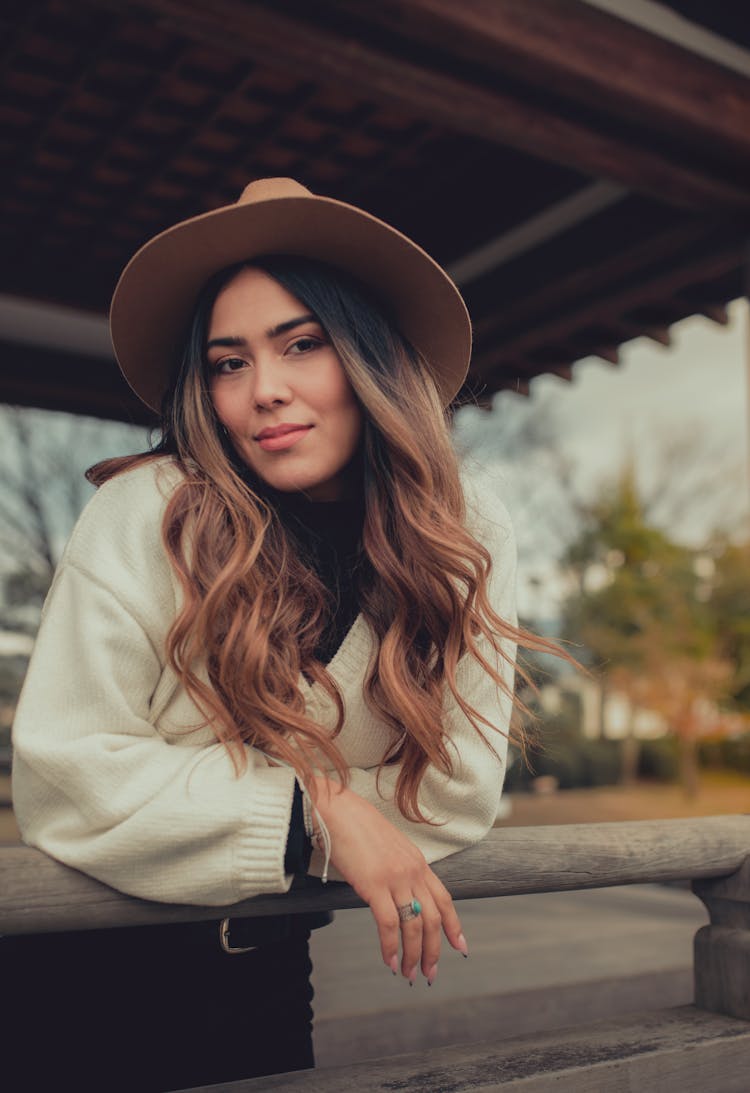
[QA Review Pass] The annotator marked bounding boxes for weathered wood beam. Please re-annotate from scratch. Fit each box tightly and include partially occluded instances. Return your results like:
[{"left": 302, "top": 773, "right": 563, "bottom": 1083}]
[
  {"left": 533, "top": 339, "right": 621, "bottom": 369},
  {"left": 550, "top": 365, "right": 573, "bottom": 382},
  {"left": 590, "top": 346, "right": 620, "bottom": 366},
  {"left": 612, "top": 320, "right": 673, "bottom": 348},
  {"left": 645, "top": 329, "right": 673, "bottom": 348},
  {"left": 2, "top": 816, "right": 748, "bottom": 935},
  {"left": 696, "top": 303, "right": 731, "bottom": 326},
  {"left": 95, "top": 0, "right": 750, "bottom": 211},
  {"left": 500, "top": 377, "right": 530, "bottom": 398},
  {"left": 0, "top": 341, "right": 154, "bottom": 425},
  {"left": 334, "top": 0, "right": 750, "bottom": 161},
  {"left": 473, "top": 246, "right": 742, "bottom": 384},
  {"left": 447, "top": 180, "right": 628, "bottom": 288},
  {"left": 487, "top": 361, "right": 572, "bottom": 393},
  {"left": 694, "top": 857, "right": 750, "bottom": 1021},
  {"left": 471, "top": 221, "right": 714, "bottom": 343},
  {"left": 202, "top": 1010, "right": 750, "bottom": 1092}
]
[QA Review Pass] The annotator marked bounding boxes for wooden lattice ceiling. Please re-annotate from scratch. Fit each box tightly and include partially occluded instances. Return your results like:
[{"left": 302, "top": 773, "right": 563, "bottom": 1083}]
[{"left": 0, "top": 0, "right": 748, "bottom": 423}]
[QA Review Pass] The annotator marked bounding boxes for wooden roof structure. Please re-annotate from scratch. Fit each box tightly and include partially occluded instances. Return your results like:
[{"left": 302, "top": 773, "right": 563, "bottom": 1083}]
[{"left": 1, "top": 0, "right": 748, "bottom": 424}]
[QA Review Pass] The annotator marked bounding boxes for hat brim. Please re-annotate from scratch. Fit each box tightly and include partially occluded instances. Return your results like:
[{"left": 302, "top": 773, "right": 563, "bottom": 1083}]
[{"left": 109, "top": 192, "right": 471, "bottom": 411}]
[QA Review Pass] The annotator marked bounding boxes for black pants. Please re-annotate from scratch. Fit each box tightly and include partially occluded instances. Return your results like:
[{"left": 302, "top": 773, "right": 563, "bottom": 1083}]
[{"left": 4, "top": 913, "right": 326, "bottom": 1092}]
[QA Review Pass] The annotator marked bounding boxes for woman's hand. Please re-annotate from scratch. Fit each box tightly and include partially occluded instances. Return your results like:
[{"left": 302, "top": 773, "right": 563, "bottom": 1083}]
[{"left": 311, "top": 776, "right": 468, "bottom": 984}]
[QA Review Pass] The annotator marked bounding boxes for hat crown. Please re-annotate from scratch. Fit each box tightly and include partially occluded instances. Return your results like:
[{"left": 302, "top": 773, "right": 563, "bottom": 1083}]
[{"left": 237, "top": 177, "right": 312, "bottom": 206}]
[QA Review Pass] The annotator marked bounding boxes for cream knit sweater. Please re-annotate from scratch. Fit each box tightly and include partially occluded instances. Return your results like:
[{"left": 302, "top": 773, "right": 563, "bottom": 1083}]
[{"left": 12, "top": 458, "right": 516, "bottom": 906}]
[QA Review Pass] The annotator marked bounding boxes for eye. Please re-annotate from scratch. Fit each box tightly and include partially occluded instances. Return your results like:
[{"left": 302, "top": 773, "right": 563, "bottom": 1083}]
[
  {"left": 211, "top": 356, "right": 249, "bottom": 375},
  {"left": 288, "top": 336, "right": 323, "bottom": 355}
]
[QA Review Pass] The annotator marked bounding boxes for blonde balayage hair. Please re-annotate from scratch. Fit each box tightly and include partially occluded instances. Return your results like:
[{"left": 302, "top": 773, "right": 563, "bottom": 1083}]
[{"left": 91, "top": 256, "right": 544, "bottom": 820}]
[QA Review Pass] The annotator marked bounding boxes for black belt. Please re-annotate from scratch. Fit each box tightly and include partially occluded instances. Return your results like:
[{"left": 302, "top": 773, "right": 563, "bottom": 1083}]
[
  {"left": 3, "top": 911, "right": 332, "bottom": 956},
  {"left": 217, "top": 911, "right": 331, "bottom": 953}
]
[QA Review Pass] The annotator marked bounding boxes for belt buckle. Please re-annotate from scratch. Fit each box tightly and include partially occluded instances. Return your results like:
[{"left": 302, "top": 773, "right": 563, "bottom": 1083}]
[{"left": 219, "top": 917, "right": 259, "bottom": 955}]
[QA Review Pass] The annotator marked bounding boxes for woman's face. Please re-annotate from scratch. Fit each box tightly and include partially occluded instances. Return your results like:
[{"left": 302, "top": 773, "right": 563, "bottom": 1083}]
[{"left": 207, "top": 266, "right": 363, "bottom": 500}]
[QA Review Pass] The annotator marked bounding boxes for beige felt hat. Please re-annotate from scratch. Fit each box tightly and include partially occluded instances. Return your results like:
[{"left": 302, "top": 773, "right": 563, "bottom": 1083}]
[{"left": 109, "top": 178, "right": 471, "bottom": 411}]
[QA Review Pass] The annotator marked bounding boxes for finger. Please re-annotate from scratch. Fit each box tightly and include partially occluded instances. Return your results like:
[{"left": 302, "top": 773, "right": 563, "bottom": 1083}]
[
  {"left": 425, "top": 872, "right": 468, "bottom": 956},
  {"left": 395, "top": 896, "right": 424, "bottom": 983},
  {"left": 416, "top": 894, "right": 443, "bottom": 982},
  {"left": 369, "top": 892, "right": 401, "bottom": 974}
]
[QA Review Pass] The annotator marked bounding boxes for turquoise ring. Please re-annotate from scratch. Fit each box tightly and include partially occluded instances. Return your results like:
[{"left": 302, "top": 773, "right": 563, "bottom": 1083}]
[{"left": 397, "top": 899, "right": 422, "bottom": 922}]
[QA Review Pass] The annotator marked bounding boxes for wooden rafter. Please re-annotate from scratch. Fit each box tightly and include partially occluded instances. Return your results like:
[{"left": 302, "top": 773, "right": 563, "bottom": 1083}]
[
  {"left": 471, "top": 221, "right": 726, "bottom": 343},
  {"left": 475, "top": 246, "right": 743, "bottom": 383},
  {"left": 332, "top": 0, "right": 750, "bottom": 161},
  {"left": 695, "top": 303, "right": 730, "bottom": 325},
  {"left": 0, "top": 341, "right": 151, "bottom": 424},
  {"left": 2, "top": 26, "right": 190, "bottom": 273},
  {"left": 549, "top": 365, "right": 574, "bottom": 382},
  {"left": 611, "top": 321, "right": 673, "bottom": 348},
  {"left": 586, "top": 346, "right": 620, "bottom": 366},
  {"left": 95, "top": 0, "right": 750, "bottom": 211}
]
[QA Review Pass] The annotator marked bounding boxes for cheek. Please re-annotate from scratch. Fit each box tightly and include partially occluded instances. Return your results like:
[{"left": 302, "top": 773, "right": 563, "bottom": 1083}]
[
  {"left": 322, "top": 366, "right": 362, "bottom": 431},
  {"left": 334, "top": 387, "right": 364, "bottom": 449},
  {"left": 211, "top": 385, "right": 240, "bottom": 431},
  {"left": 347, "top": 403, "right": 364, "bottom": 447},
  {"left": 209, "top": 383, "right": 225, "bottom": 420}
]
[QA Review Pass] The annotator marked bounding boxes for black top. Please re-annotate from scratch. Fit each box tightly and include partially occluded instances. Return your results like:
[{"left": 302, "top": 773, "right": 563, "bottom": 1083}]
[
  {"left": 272, "top": 489, "right": 365, "bottom": 665},
  {"left": 266, "top": 488, "right": 366, "bottom": 873}
]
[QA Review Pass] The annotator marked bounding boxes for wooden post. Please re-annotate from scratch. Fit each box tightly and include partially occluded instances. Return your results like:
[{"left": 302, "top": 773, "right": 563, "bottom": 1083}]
[{"left": 693, "top": 857, "right": 750, "bottom": 1020}]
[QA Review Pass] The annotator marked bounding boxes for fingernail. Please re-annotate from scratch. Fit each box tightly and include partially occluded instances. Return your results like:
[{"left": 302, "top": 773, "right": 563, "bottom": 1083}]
[
  {"left": 387, "top": 955, "right": 398, "bottom": 976},
  {"left": 408, "top": 965, "right": 418, "bottom": 985},
  {"left": 427, "top": 963, "right": 438, "bottom": 986},
  {"left": 457, "top": 933, "right": 469, "bottom": 958}
]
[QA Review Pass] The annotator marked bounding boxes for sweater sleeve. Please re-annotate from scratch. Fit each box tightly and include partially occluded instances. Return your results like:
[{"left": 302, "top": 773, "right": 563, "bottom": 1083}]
[
  {"left": 11, "top": 463, "right": 298, "bottom": 906},
  {"left": 310, "top": 473, "right": 517, "bottom": 876}
]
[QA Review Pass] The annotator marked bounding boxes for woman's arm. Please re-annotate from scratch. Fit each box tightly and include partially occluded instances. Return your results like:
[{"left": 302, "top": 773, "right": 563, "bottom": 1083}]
[
  {"left": 12, "top": 562, "right": 298, "bottom": 905},
  {"left": 12, "top": 462, "right": 299, "bottom": 906}
]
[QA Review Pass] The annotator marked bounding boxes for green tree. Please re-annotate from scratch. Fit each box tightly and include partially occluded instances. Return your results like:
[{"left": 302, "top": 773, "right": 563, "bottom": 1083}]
[
  {"left": 709, "top": 540, "right": 750, "bottom": 711},
  {"left": 560, "top": 464, "right": 731, "bottom": 796}
]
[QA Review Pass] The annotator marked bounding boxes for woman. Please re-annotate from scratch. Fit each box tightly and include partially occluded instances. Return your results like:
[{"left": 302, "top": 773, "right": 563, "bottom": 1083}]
[{"left": 11, "top": 178, "right": 538, "bottom": 1090}]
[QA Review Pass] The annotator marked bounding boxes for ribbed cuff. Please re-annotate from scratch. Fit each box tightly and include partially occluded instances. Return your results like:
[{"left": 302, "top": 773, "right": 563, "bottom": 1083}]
[{"left": 231, "top": 766, "right": 298, "bottom": 900}]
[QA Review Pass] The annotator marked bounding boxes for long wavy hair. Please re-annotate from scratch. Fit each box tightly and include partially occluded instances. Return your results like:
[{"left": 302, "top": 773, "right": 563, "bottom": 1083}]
[{"left": 90, "top": 256, "right": 554, "bottom": 820}]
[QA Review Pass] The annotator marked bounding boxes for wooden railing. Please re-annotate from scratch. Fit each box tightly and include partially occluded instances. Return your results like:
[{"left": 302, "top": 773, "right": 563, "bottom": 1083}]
[{"left": 2, "top": 814, "right": 750, "bottom": 1091}]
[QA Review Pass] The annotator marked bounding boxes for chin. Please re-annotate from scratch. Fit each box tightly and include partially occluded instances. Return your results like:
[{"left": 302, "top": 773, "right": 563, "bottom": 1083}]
[{"left": 257, "top": 470, "right": 329, "bottom": 497}]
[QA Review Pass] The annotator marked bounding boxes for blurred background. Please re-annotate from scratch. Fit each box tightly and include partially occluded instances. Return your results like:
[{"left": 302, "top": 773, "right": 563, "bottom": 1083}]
[{"left": 2, "top": 0, "right": 750, "bottom": 837}]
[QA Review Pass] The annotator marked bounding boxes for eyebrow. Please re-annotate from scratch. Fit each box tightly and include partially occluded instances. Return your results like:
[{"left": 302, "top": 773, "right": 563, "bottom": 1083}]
[{"left": 206, "top": 313, "right": 318, "bottom": 350}]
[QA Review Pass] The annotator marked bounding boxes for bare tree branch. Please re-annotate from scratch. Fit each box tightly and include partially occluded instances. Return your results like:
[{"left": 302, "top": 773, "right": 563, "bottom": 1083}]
[{"left": 0, "top": 405, "right": 149, "bottom": 592}]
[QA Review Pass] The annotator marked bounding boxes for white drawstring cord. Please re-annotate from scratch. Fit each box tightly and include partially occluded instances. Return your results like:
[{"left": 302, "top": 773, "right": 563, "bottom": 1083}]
[
  {"left": 300, "top": 778, "right": 331, "bottom": 884},
  {"left": 264, "top": 753, "right": 333, "bottom": 884}
]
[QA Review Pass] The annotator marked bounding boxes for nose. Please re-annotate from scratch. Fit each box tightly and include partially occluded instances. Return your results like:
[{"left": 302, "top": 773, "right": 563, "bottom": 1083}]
[{"left": 251, "top": 357, "right": 292, "bottom": 410}]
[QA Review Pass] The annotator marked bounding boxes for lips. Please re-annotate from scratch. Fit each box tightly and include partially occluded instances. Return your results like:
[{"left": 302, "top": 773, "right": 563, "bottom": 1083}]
[
  {"left": 255, "top": 423, "right": 311, "bottom": 440},
  {"left": 255, "top": 423, "right": 313, "bottom": 452}
]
